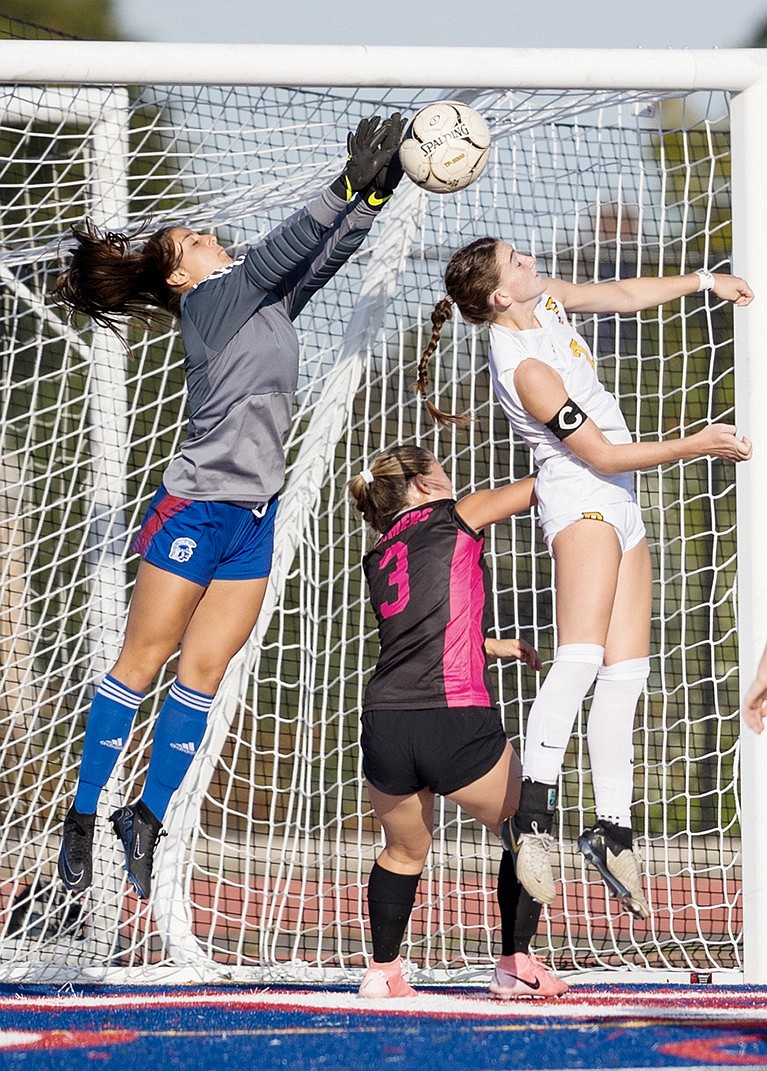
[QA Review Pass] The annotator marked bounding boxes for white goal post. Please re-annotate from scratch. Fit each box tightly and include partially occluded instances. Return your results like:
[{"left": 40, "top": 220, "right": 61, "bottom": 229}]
[{"left": 0, "top": 41, "right": 766, "bottom": 986}]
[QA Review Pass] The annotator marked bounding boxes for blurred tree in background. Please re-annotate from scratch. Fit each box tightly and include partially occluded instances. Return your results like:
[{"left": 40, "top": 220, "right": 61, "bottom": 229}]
[
  {"left": 750, "top": 19, "right": 767, "bottom": 47},
  {"left": 0, "top": 0, "right": 120, "bottom": 39}
]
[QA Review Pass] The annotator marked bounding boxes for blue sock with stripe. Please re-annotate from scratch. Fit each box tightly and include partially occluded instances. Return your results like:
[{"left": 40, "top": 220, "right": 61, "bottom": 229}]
[
  {"left": 74, "top": 674, "right": 144, "bottom": 814},
  {"left": 140, "top": 680, "right": 214, "bottom": 821}
]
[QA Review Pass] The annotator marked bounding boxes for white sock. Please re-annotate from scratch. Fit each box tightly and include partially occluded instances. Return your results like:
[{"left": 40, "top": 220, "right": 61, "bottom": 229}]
[
  {"left": 587, "top": 657, "right": 650, "bottom": 828},
  {"left": 523, "top": 643, "right": 604, "bottom": 785}
]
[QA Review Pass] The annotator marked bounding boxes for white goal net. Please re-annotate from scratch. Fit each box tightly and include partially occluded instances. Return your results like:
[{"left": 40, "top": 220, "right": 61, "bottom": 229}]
[{"left": 0, "top": 31, "right": 765, "bottom": 984}]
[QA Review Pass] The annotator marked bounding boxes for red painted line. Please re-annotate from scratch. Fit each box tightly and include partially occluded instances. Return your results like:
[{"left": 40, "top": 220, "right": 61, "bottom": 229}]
[{"left": 0, "top": 1030, "right": 137, "bottom": 1052}]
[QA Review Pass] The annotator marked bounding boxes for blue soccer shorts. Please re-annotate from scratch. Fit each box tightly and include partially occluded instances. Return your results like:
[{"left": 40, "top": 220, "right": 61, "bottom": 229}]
[{"left": 131, "top": 485, "right": 278, "bottom": 585}]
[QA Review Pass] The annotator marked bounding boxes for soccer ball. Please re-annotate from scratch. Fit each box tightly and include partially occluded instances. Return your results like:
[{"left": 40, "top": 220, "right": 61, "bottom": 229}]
[{"left": 399, "top": 101, "right": 491, "bottom": 194}]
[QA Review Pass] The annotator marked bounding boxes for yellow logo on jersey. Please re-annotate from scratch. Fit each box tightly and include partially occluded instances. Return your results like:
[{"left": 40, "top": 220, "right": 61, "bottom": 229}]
[
  {"left": 582, "top": 511, "right": 604, "bottom": 522},
  {"left": 570, "top": 338, "right": 594, "bottom": 368},
  {"left": 545, "top": 296, "right": 564, "bottom": 324}
]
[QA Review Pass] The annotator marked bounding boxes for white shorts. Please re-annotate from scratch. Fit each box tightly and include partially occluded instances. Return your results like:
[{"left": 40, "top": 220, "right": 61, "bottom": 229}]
[{"left": 539, "top": 498, "right": 647, "bottom": 555}]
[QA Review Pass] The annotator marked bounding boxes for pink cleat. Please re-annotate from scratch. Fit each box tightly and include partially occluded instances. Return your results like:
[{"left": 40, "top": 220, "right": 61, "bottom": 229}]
[
  {"left": 489, "top": 952, "right": 569, "bottom": 999},
  {"left": 358, "top": 957, "right": 417, "bottom": 999}
]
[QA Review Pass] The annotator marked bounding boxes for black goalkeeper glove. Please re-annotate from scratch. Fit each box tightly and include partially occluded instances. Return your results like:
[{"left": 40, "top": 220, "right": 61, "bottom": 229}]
[
  {"left": 332, "top": 113, "right": 404, "bottom": 204},
  {"left": 361, "top": 113, "right": 407, "bottom": 209}
]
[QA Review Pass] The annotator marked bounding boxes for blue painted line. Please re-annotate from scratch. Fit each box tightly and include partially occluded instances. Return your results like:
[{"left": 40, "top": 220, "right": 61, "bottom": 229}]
[{"left": 1, "top": 984, "right": 765, "bottom": 1071}]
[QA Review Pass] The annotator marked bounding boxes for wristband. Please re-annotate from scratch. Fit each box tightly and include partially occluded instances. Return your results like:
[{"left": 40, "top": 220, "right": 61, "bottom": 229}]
[{"left": 695, "top": 268, "right": 715, "bottom": 292}]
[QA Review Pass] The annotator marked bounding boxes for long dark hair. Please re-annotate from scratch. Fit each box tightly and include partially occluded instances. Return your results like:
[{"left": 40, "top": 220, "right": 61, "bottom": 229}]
[
  {"left": 415, "top": 236, "right": 501, "bottom": 428},
  {"left": 52, "top": 219, "right": 183, "bottom": 338},
  {"left": 347, "top": 444, "right": 434, "bottom": 534}
]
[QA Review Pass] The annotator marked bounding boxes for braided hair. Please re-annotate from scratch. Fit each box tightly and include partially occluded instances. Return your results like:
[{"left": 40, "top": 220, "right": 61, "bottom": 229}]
[{"left": 414, "top": 236, "right": 501, "bottom": 428}]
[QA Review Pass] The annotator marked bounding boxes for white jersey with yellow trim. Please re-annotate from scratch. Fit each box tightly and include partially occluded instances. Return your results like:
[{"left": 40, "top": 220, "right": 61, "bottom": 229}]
[{"left": 488, "top": 293, "right": 635, "bottom": 523}]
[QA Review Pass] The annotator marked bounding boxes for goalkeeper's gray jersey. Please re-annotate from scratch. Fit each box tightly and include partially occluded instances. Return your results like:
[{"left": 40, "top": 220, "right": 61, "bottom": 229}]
[{"left": 162, "top": 189, "right": 377, "bottom": 504}]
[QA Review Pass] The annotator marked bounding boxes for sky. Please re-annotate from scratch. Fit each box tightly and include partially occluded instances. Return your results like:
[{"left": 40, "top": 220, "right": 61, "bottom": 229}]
[{"left": 114, "top": 0, "right": 767, "bottom": 48}]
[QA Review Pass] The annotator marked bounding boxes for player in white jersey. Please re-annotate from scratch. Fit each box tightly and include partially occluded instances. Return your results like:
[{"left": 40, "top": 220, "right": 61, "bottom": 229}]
[
  {"left": 489, "top": 292, "right": 638, "bottom": 551},
  {"left": 416, "top": 235, "right": 753, "bottom": 918}
]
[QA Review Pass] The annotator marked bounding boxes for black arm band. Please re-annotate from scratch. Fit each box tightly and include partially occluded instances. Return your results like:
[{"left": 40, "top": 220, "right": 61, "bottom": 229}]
[{"left": 545, "top": 398, "right": 588, "bottom": 440}]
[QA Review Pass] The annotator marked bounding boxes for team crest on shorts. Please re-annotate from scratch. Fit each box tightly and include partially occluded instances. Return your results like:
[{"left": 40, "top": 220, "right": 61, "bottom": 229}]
[
  {"left": 169, "top": 537, "right": 197, "bottom": 563},
  {"left": 582, "top": 511, "right": 604, "bottom": 522}
]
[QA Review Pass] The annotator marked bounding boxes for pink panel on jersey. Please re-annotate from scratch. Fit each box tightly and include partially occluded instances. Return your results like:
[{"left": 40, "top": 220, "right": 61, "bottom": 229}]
[{"left": 443, "top": 529, "right": 491, "bottom": 707}]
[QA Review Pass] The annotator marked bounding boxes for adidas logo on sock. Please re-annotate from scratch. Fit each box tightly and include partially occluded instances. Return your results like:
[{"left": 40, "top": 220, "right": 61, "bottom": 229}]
[
  {"left": 170, "top": 741, "right": 196, "bottom": 756},
  {"left": 99, "top": 737, "right": 124, "bottom": 750}
]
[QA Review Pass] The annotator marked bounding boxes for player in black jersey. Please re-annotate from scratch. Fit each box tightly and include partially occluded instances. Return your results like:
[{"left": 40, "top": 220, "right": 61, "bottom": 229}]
[
  {"left": 348, "top": 443, "right": 569, "bottom": 1000},
  {"left": 53, "top": 113, "right": 406, "bottom": 901}
]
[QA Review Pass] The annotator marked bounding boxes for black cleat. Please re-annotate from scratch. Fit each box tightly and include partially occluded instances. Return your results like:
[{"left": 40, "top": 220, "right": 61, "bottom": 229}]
[
  {"left": 578, "top": 820, "right": 650, "bottom": 919},
  {"left": 58, "top": 806, "right": 96, "bottom": 892},
  {"left": 110, "top": 800, "right": 166, "bottom": 899}
]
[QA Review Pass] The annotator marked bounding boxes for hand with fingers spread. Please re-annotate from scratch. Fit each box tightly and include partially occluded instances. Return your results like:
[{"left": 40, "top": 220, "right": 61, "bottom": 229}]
[
  {"left": 362, "top": 112, "right": 407, "bottom": 208},
  {"left": 332, "top": 113, "right": 407, "bottom": 207}
]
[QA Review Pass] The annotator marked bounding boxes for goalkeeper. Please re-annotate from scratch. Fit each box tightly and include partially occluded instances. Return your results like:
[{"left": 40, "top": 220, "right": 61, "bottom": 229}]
[{"left": 53, "top": 112, "right": 406, "bottom": 901}]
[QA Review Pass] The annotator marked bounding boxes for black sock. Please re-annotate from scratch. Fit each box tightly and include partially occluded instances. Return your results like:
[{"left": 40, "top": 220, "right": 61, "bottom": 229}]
[
  {"left": 367, "top": 861, "right": 421, "bottom": 963},
  {"left": 515, "top": 779, "right": 557, "bottom": 835},
  {"left": 497, "top": 850, "right": 542, "bottom": 955}
]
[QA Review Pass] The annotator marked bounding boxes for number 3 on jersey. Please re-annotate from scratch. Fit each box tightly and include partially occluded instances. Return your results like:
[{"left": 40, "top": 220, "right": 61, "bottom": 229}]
[{"left": 378, "top": 541, "right": 410, "bottom": 618}]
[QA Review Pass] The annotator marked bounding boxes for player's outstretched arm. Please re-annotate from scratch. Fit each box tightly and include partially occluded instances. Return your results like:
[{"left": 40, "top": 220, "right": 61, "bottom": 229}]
[
  {"left": 455, "top": 475, "right": 536, "bottom": 531},
  {"left": 514, "top": 358, "right": 752, "bottom": 474},
  {"left": 565, "top": 416, "right": 752, "bottom": 474},
  {"left": 546, "top": 272, "right": 754, "bottom": 315}
]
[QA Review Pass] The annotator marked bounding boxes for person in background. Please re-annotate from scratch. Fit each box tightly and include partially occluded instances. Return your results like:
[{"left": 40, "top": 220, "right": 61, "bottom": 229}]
[
  {"left": 54, "top": 113, "right": 406, "bottom": 900},
  {"left": 742, "top": 641, "right": 767, "bottom": 733},
  {"left": 348, "top": 444, "right": 569, "bottom": 1000},
  {"left": 417, "top": 236, "right": 752, "bottom": 917}
]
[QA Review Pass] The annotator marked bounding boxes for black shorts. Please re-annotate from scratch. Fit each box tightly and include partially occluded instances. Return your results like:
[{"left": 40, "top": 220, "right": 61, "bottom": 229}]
[{"left": 360, "top": 706, "right": 508, "bottom": 797}]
